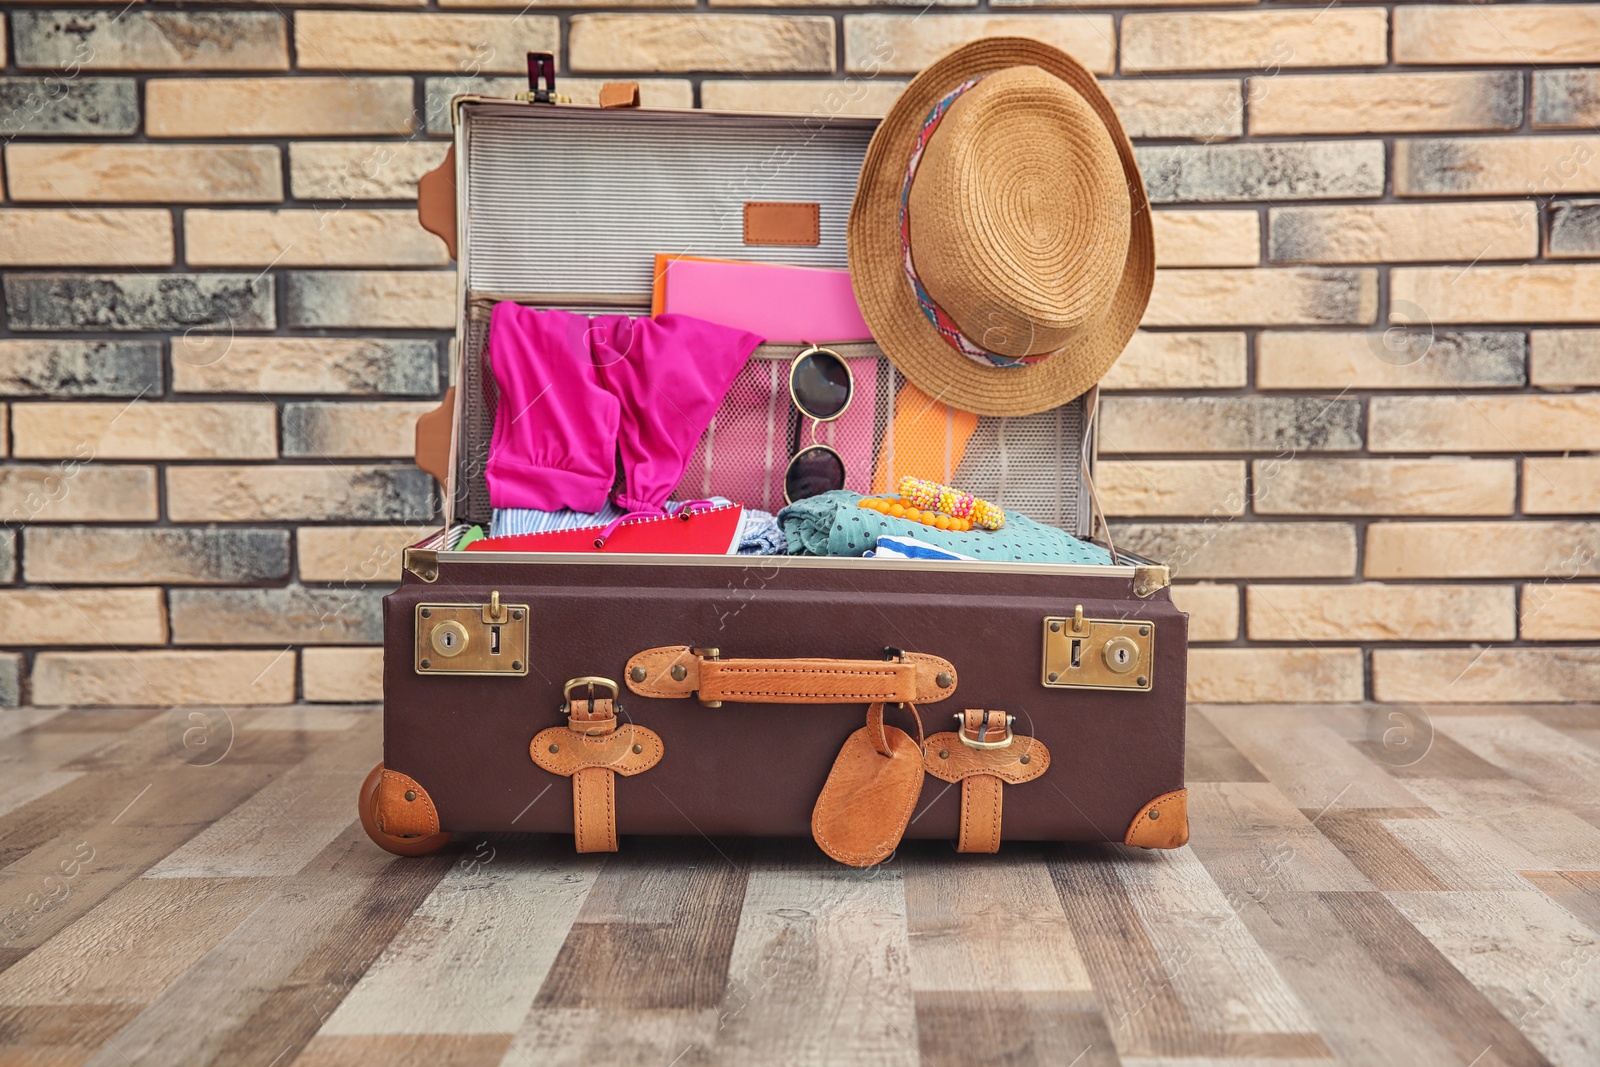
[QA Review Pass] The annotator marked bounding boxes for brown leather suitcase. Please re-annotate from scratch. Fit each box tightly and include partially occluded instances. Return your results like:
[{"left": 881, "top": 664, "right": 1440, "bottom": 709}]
[{"left": 362, "top": 61, "right": 1190, "bottom": 864}]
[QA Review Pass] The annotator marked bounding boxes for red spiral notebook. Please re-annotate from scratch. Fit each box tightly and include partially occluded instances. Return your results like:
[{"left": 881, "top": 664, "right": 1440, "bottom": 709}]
[{"left": 466, "top": 503, "right": 745, "bottom": 555}]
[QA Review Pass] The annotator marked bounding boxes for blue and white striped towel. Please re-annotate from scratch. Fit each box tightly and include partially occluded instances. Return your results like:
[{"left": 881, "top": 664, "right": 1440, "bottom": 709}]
[{"left": 865, "top": 535, "right": 976, "bottom": 561}]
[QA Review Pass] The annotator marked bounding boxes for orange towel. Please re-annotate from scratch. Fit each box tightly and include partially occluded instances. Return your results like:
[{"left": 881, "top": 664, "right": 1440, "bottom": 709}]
[{"left": 871, "top": 381, "right": 980, "bottom": 492}]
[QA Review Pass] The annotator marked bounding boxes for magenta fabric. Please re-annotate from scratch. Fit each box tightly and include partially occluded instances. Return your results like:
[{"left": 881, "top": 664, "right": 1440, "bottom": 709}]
[
  {"left": 485, "top": 303, "right": 620, "bottom": 513},
  {"left": 591, "top": 313, "right": 763, "bottom": 512}
]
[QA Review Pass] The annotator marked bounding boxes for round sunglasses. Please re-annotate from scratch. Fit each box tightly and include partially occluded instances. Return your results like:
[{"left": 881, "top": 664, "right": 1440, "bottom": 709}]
[{"left": 783, "top": 344, "right": 855, "bottom": 505}]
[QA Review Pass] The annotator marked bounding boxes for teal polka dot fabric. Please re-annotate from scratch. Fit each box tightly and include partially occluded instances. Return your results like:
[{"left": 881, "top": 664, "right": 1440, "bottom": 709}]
[{"left": 778, "top": 491, "right": 1115, "bottom": 565}]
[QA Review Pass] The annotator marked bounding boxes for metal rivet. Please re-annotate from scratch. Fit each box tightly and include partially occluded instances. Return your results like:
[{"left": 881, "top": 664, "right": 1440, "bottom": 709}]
[
  {"left": 1049, "top": 621, "right": 1061, "bottom": 632},
  {"left": 512, "top": 661, "right": 522, "bottom": 671},
  {"left": 513, "top": 609, "right": 524, "bottom": 620},
  {"left": 420, "top": 608, "right": 431, "bottom": 618},
  {"left": 936, "top": 671, "right": 953, "bottom": 689},
  {"left": 1019, "top": 754, "right": 1030, "bottom": 765},
  {"left": 404, "top": 790, "right": 417, "bottom": 802},
  {"left": 1047, "top": 672, "right": 1059, "bottom": 683},
  {"left": 549, "top": 744, "right": 560, "bottom": 754},
  {"left": 1137, "top": 676, "right": 1148, "bottom": 687},
  {"left": 420, "top": 659, "right": 431, "bottom": 669},
  {"left": 671, "top": 664, "right": 688, "bottom": 681},
  {"left": 1148, "top": 809, "right": 1160, "bottom": 820},
  {"left": 630, "top": 666, "right": 647, "bottom": 683},
  {"left": 938, "top": 749, "right": 949, "bottom": 759},
  {"left": 1139, "top": 626, "right": 1149, "bottom": 636},
  {"left": 632, "top": 744, "right": 643, "bottom": 754}
]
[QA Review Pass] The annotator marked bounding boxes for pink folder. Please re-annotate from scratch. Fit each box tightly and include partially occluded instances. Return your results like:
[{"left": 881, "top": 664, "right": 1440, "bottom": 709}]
[{"left": 654, "top": 256, "right": 872, "bottom": 343}]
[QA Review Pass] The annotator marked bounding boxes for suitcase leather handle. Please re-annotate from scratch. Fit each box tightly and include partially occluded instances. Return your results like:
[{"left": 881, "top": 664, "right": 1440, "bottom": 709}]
[{"left": 624, "top": 646, "right": 957, "bottom": 705}]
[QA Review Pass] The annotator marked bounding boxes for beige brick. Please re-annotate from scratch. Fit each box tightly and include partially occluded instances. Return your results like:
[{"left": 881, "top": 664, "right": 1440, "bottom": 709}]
[
  {"left": 572, "top": 15, "right": 835, "bottom": 73},
  {"left": 1103, "top": 79, "right": 1242, "bottom": 142},
  {"left": 700, "top": 79, "right": 909, "bottom": 118},
  {"left": 285, "top": 271, "right": 456, "bottom": 330},
  {"left": 0, "top": 588, "right": 167, "bottom": 646},
  {"left": 283, "top": 401, "right": 435, "bottom": 458},
  {"left": 1144, "top": 268, "right": 1378, "bottom": 327},
  {"left": 1373, "top": 648, "right": 1600, "bottom": 704},
  {"left": 31, "top": 650, "right": 297, "bottom": 707},
  {"left": 173, "top": 338, "right": 439, "bottom": 397},
  {"left": 1530, "top": 330, "right": 1600, "bottom": 388},
  {"left": 11, "top": 10, "right": 287, "bottom": 72},
  {"left": 1189, "top": 648, "right": 1364, "bottom": 704},
  {"left": 1122, "top": 10, "right": 1387, "bottom": 73},
  {"left": 1248, "top": 72, "right": 1522, "bottom": 135},
  {"left": 1364, "top": 522, "right": 1600, "bottom": 580},
  {"left": 1097, "top": 460, "right": 1246, "bottom": 518},
  {"left": 169, "top": 588, "right": 380, "bottom": 646},
  {"left": 184, "top": 210, "right": 448, "bottom": 269},
  {"left": 1522, "top": 583, "right": 1600, "bottom": 641},
  {"left": 1394, "top": 4, "right": 1600, "bottom": 65},
  {"left": 24, "top": 528, "right": 290, "bottom": 585},
  {"left": 1153, "top": 210, "right": 1259, "bottom": 267},
  {"left": 290, "top": 142, "right": 451, "bottom": 202},
  {"left": 0, "top": 210, "right": 173, "bottom": 267},
  {"left": 1369, "top": 395, "right": 1600, "bottom": 453},
  {"left": 1391, "top": 265, "right": 1600, "bottom": 324},
  {"left": 1524, "top": 457, "right": 1600, "bottom": 515},
  {"left": 297, "top": 525, "right": 436, "bottom": 583},
  {"left": 167, "top": 466, "right": 433, "bottom": 523},
  {"left": 4, "top": 144, "right": 282, "bottom": 203},
  {"left": 302, "top": 647, "right": 383, "bottom": 703},
  {"left": 1255, "top": 459, "right": 1516, "bottom": 517},
  {"left": 1394, "top": 137, "right": 1600, "bottom": 198},
  {"left": 844, "top": 14, "right": 1115, "bottom": 75},
  {"left": 11, "top": 402, "right": 277, "bottom": 461},
  {"left": 294, "top": 13, "right": 557, "bottom": 73},
  {"left": 146, "top": 78, "right": 415, "bottom": 138},
  {"left": 1257, "top": 331, "right": 1525, "bottom": 390},
  {"left": 1269, "top": 203, "right": 1536, "bottom": 264},
  {"left": 1101, "top": 332, "right": 1247, "bottom": 391},
  {"left": 0, "top": 406, "right": 7, "bottom": 459},
  {"left": 1110, "top": 522, "right": 1357, "bottom": 579},
  {"left": 1248, "top": 583, "right": 1515, "bottom": 643},
  {"left": 1169, "top": 583, "right": 1239, "bottom": 643},
  {"left": 0, "top": 465, "right": 158, "bottom": 524}
]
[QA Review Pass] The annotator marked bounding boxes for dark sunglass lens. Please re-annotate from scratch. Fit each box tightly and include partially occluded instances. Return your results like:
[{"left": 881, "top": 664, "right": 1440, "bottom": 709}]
[
  {"left": 785, "top": 447, "right": 846, "bottom": 503},
  {"left": 792, "top": 350, "right": 852, "bottom": 420}
]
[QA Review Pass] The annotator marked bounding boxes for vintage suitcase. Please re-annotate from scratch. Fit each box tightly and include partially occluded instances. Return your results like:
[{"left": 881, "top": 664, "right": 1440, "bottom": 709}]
[{"left": 361, "top": 60, "right": 1190, "bottom": 864}]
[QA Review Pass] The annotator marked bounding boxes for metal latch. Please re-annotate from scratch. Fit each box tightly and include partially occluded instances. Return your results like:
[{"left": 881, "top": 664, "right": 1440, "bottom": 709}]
[
  {"left": 415, "top": 593, "right": 530, "bottom": 676},
  {"left": 1041, "top": 606, "right": 1154, "bottom": 692},
  {"left": 516, "top": 52, "right": 571, "bottom": 104}
]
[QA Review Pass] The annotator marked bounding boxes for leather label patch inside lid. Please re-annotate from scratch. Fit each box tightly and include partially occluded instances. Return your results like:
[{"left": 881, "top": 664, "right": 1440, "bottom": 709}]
[{"left": 744, "top": 201, "right": 820, "bottom": 246}]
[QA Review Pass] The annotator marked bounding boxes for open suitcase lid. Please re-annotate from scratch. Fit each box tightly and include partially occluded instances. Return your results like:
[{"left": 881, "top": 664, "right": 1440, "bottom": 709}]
[{"left": 412, "top": 68, "right": 1166, "bottom": 591}]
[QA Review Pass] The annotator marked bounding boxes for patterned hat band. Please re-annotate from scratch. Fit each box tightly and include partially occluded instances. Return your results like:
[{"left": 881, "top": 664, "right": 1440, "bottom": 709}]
[{"left": 898, "top": 76, "right": 1055, "bottom": 372}]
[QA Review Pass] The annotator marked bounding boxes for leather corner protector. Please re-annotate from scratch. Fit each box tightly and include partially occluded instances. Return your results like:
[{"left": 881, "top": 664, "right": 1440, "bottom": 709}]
[
  {"left": 743, "top": 201, "right": 820, "bottom": 247},
  {"left": 376, "top": 768, "right": 441, "bottom": 837},
  {"left": 415, "top": 386, "right": 455, "bottom": 488},
  {"left": 1124, "top": 788, "right": 1189, "bottom": 849},
  {"left": 599, "top": 81, "right": 641, "bottom": 108},
  {"left": 416, "top": 145, "right": 458, "bottom": 259},
  {"left": 625, "top": 646, "right": 698, "bottom": 698},
  {"left": 907, "top": 653, "right": 956, "bottom": 703},
  {"left": 531, "top": 724, "right": 664, "bottom": 777},
  {"left": 812, "top": 725, "right": 923, "bottom": 867},
  {"left": 923, "top": 732, "right": 1049, "bottom": 784}
]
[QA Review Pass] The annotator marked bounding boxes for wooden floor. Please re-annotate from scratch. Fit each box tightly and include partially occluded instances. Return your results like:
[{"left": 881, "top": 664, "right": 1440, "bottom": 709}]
[{"left": 0, "top": 705, "right": 1596, "bottom": 1067}]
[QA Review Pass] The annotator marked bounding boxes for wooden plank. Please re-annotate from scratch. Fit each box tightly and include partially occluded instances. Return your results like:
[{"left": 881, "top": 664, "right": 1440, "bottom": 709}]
[
  {"left": 903, "top": 845, "right": 1093, "bottom": 992},
  {"left": 1387, "top": 890, "right": 1600, "bottom": 1067},
  {"left": 1311, "top": 811, "right": 1452, "bottom": 892},
  {"left": 534, "top": 838, "right": 748, "bottom": 1012},
  {"left": 320, "top": 843, "right": 602, "bottom": 1035},
  {"left": 293, "top": 1034, "right": 511, "bottom": 1067},
  {"left": 1435, "top": 715, "right": 1600, "bottom": 812},
  {"left": 914, "top": 990, "right": 1119, "bottom": 1067},
  {"left": 1403, "top": 778, "right": 1600, "bottom": 873},
  {"left": 1186, "top": 783, "right": 1371, "bottom": 893},
  {"left": 1521, "top": 871, "right": 1600, "bottom": 936},
  {"left": 1185, "top": 708, "right": 1267, "bottom": 784},
  {"left": 0, "top": 1004, "right": 141, "bottom": 1064},
  {"left": 502, "top": 1009, "right": 718, "bottom": 1067},
  {"left": 241, "top": 707, "right": 373, "bottom": 733},
  {"left": 1379, "top": 818, "right": 1538, "bottom": 892},
  {"left": 1201, "top": 706, "right": 1422, "bottom": 812}
]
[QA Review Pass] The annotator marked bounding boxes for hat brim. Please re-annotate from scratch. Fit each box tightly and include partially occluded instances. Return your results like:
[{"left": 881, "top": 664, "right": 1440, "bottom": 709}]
[{"left": 848, "top": 38, "right": 1154, "bottom": 418}]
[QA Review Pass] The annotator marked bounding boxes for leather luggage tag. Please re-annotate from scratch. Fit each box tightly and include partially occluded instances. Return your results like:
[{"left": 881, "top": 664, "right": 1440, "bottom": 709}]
[
  {"left": 812, "top": 702, "right": 925, "bottom": 866},
  {"left": 743, "top": 201, "right": 820, "bottom": 246}
]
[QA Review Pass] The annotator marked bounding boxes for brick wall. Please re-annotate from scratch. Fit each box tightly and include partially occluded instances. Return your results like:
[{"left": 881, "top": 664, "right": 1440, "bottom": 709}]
[{"left": 1, "top": 2, "right": 1597, "bottom": 708}]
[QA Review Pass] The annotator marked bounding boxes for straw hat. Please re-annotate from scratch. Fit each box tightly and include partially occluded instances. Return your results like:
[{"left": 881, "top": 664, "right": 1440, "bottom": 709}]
[{"left": 848, "top": 38, "right": 1153, "bottom": 417}]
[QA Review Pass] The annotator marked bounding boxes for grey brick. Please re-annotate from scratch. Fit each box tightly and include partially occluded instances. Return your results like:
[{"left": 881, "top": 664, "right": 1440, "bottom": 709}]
[
  {"left": 1101, "top": 397, "right": 1363, "bottom": 454},
  {"left": 1136, "top": 142, "right": 1385, "bottom": 204},
  {"left": 424, "top": 76, "right": 521, "bottom": 135},
  {"left": 0, "top": 77, "right": 137, "bottom": 137},
  {"left": 24, "top": 527, "right": 291, "bottom": 584},
  {"left": 1548, "top": 199, "right": 1600, "bottom": 258},
  {"left": 283, "top": 271, "right": 453, "bottom": 330},
  {"left": 166, "top": 465, "right": 437, "bottom": 523},
  {"left": 0, "top": 654, "right": 20, "bottom": 708},
  {"left": 1108, "top": 521, "right": 1357, "bottom": 579},
  {"left": 5, "top": 274, "right": 274, "bottom": 332},
  {"left": 11, "top": 10, "right": 287, "bottom": 72},
  {"left": 169, "top": 587, "right": 384, "bottom": 646},
  {"left": 1534, "top": 69, "right": 1600, "bottom": 129},
  {"left": 0, "top": 531, "right": 14, "bottom": 584},
  {"left": 1398, "top": 331, "right": 1528, "bottom": 387},
  {"left": 0, "top": 340, "right": 161, "bottom": 397}
]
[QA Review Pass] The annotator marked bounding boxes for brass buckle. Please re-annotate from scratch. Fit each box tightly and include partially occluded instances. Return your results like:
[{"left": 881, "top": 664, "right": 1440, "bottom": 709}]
[
  {"left": 957, "top": 712, "right": 1015, "bottom": 750},
  {"left": 561, "top": 676, "right": 619, "bottom": 723}
]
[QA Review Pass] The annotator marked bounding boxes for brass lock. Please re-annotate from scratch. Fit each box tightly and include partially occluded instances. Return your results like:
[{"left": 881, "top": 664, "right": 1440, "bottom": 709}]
[
  {"left": 1041, "top": 607, "right": 1153, "bottom": 692},
  {"left": 415, "top": 594, "right": 530, "bottom": 676}
]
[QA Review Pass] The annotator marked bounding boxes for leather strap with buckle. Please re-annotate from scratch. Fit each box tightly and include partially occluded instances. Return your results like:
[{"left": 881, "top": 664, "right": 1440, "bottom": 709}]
[
  {"left": 624, "top": 646, "right": 957, "bottom": 706},
  {"left": 924, "top": 710, "right": 1051, "bottom": 853},
  {"left": 530, "top": 677, "right": 663, "bottom": 853}
]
